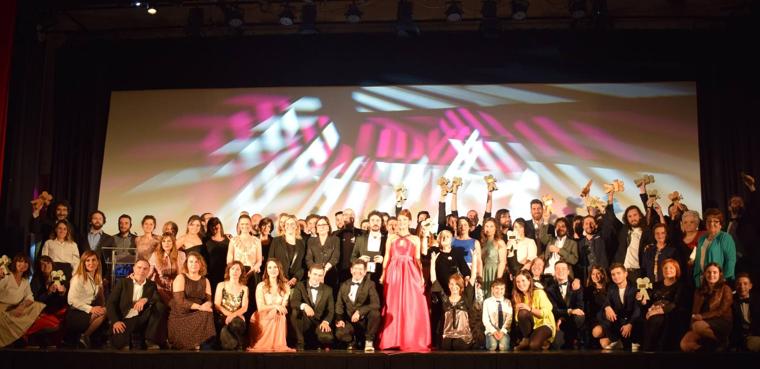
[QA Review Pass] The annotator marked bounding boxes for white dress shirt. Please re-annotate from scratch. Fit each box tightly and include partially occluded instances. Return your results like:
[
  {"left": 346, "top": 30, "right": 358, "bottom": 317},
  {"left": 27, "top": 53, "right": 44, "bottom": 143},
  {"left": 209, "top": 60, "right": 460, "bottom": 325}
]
[
  {"left": 68, "top": 274, "right": 101, "bottom": 314},
  {"left": 125, "top": 278, "right": 147, "bottom": 319}
]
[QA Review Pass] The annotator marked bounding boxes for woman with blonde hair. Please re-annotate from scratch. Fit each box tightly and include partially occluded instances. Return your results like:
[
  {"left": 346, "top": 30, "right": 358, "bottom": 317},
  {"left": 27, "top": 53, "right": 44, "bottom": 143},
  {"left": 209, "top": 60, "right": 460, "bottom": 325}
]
[{"left": 64, "top": 251, "right": 107, "bottom": 348}]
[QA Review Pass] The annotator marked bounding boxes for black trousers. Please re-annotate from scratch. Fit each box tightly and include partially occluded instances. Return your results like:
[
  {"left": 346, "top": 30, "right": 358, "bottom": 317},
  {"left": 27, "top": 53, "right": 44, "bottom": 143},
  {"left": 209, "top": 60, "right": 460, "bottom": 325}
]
[
  {"left": 441, "top": 337, "right": 472, "bottom": 351},
  {"left": 558, "top": 314, "right": 585, "bottom": 348},
  {"left": 600, "top": 316, "right": 639, "bottom": 344},
  {"left": 110, "top": 301, "right": 167, "bottom": 349},
  {"left": 290, "top": 313, "right": 334, "bottom": 347},
  {"left": 517, "top": 310, "right": 554, "bottom": 350},
  {"left": 335, "top": 310, "right": 381, "bottom": 343},
  {"left": 218, "top": 316, "right": 247, "bottom": 350},
  {"left": 63, "top": 307, "right": 106, "bottom": 346}
]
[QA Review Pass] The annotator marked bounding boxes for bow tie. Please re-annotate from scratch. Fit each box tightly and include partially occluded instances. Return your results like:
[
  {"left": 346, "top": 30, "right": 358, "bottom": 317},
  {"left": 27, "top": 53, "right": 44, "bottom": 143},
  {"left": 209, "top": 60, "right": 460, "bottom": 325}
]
[
  {"left": 559, "top": 282, "right": 568, "bottom": 287},
  {"left": 309, "top": 286, "right": 320, "bottom": 290},
  {"left": 738, "top": 298, "right": 750, "bottom": 304},
  {"left": 351, "top": 282, "right": 361, "bottom": 286}
]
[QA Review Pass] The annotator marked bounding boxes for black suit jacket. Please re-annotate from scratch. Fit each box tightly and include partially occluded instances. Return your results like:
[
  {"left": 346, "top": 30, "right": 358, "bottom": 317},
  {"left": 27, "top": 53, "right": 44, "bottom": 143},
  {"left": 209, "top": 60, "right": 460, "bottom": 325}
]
[
  {"left": 732, "top": 292, "right": 760, "bottom": 340},
  {"left": 290, "top": 282, "right": 335, "bottom": 323},
  {"left": 335, "top": 276, "right": 380, "bottom": 321},
  {"left": 306, "top": 235, "right": 340, "bottom": 270},
  {"left": 600, "top": 283, "right": 641, "bottom": 324},
  {"left": 545, "top": 278, "right": 584, "bottom": 321},
  {"left": 351, "top": 232, "right": 387, "bottom": 275},
  {"left": 603, "top": 204, "right": 654, "bottom": 266},
  {"left": 106, "top": 277, "right": 161, "bottom": 324},
  {"left": 524, "top": 219, "right": 554, "bottom": 255},
  {"left": 268, "top": 236, "right": 305, "bottom": 281}
]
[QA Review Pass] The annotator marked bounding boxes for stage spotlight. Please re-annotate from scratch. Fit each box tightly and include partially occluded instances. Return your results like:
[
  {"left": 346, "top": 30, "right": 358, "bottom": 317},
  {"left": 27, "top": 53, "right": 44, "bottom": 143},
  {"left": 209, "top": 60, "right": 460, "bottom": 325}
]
[
  {"left": 396, "top": 0, "right": 419, "bottom": 37},
  {"left": 279, "top": 3, "right": 295, "bottom": 26},
  {"left": 480, "top": 0, "right": 499, "bottom": 37},
  {"left": 146, "top": 3, "right": 157, "bottom": 15},
  {"left": 445, "top": 1, "right": 463, "bottom": 22},
  {"left": 224, "top": 5, "right": 244, "bottom": 28},
  {"left": 345, "top": 1, "right": 362, "bottom": 23},
  {"left": 569, "top": 0, "right": 587, "bottom": 19},
  {"left": 511, "top": 0, "right": 528, "bottom": 20},
  {"left": 132, "top": 1, "right": 142, "bottom": 7},
  {"left": 299, "top": 2, "right": 318, "bottom": 34}
]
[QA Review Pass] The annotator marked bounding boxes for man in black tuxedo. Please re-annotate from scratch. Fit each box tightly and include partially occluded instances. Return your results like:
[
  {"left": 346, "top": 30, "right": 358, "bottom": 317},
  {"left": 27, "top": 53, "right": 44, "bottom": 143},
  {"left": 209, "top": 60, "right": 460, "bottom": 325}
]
[
  {"left": 732, "top": 273, "right": 760, "bottom": 351},
  {"left": 524, "top": 199, "right": 555, "bottom": 255},
  {"left": 290, "top": 264, "right": 335, "bottom": 350},
  {"left": 335, "top": 259, "right": 381, "bottom": 352},
  {"left": 83, "top": 210, "right": 116, "bottom": 277},
  {"left": 546, "top": 261, "right": 585, "bottom": 349},
  {"left": 106, "top": 258, "right": 166, "bottom": 350},
  {"left": 596, "top": 263, "right": 641, "bottom": 350},
  {"left": 351, "top": 211, "right": 386, "bottom": 292}
]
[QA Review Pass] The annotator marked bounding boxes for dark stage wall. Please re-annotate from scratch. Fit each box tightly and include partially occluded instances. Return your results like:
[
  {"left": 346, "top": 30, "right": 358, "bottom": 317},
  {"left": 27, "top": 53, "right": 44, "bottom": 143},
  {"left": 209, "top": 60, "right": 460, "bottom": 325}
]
[{"left": 2, "top": 5, "right": 760, "bottom": 258}]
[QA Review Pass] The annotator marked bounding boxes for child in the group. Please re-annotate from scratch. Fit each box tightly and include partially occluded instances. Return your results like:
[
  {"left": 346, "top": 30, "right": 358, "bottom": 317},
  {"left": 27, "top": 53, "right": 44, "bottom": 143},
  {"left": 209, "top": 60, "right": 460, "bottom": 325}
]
[{"left": 482, "top": 280, "right": 513, "bottom": 351}]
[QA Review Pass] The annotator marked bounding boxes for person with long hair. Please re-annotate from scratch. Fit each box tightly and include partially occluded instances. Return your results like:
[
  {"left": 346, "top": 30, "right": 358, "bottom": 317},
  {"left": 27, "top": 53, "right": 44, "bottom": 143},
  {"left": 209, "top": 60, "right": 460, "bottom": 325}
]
[
  {"left": 205, "top": 217, "right": 230, "bottom": 292},
  {"left": 584, "top": 265, "right": 609, "bottom": 348},
  {"left": 506, "top": 218, "right": 538, "bottom": 278},
  {"left": 214, "top": 261, "right": 249, "bottom": 350},
  {"left": 41, "top": 219, "right": 80, "bottom": 278},
  {"left": 162, "top": 221, "right": 179, "bottom": 237},
  {"left": 247, "top": 258, "right": 295, "bottom": 352},
  {"left": 135, "top": 215, "right": 161, "bottom": 261},
  {"left": 0, "top": 254, "right": 45, "bottom": 347},
  {"left": 64, "top": 251, "right": 107, "bottom": 348},
  {"left": 512, "top": 270, "right": 555, "bottom": 351},
  {"left": 149, "top": 233, "right": 187, "bottom": 305},
  {"left": 177, "top": 215, "right": 206, "bottom": 261},
  {"left": 681, "top": 263, "right": 733, "bottom": 351},
  {"left": 168, "top": 252, "right": 216, "bottom": 350},
  {"left": 227, "top": 214, "right": 263, "bottom": 315},
  {"left": 26, "top": 255, "right": 68, "bottom": 347},
  {"left": 480, "top": 218, "right": 507, "bottom": 297},
  {"left": 638, "top": 258, "right": 688, "bottom": 351},
  {"left": 378, "top": 209, "right": 431, "bottom": 351}
]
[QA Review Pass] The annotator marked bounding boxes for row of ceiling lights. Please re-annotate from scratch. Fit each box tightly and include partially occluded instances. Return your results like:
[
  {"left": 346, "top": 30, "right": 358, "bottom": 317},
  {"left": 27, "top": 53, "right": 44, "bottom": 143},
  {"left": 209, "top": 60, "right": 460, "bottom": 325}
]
[{"left": 131, "top": 1, "right": 599, "bottom": 35}]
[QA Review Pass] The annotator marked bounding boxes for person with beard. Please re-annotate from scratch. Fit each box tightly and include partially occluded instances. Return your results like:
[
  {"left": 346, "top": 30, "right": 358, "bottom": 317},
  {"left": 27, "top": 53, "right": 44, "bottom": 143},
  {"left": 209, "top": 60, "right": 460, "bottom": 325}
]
[
  {"left": 543, "top": 218, "right": 579, "bottom": 277},
  {"left": 82, "top": 210, "right": 116, "bottom": 279},
  {"left": 351, "top": 211, "right": 386, "bottom": 292},
  {"left": 113, "top": 214, "right": 137, "bottom": 264},
  {"left": 726, "top": 173, "right": 759, "bottom": 277},
  {"left": 449, "top": 184, "right": 493, "bottom": 241},
  {"left": 335, "top": 208, "right": 362, "bottom": 283},
  {"left": 606, "top": 191, "right": 654, "bottom": 282},
  {"left": 578, "top": 216, "right": 610, "bottom": 283},
  {"left": 334, "top": 211, "right": 344, "bottom": 232},
  {"left": 412, "top": 211, "right": 430, "bottom": 235},
  {"left": 31, "top": 200, "right": 78, "bottom": 260},
  {"left": 495, "top": 209, "right": 512, "bottom": 242},
  {"left": 525, "top": 199, "right": 555, "bottom": 256}
]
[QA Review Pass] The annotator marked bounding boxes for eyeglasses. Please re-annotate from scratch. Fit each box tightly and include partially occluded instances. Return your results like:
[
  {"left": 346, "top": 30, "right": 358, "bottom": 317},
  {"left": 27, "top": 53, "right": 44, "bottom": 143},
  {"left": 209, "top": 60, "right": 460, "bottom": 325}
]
[{"left": 317, "top": 224, "right": 329, "bottom": 227}]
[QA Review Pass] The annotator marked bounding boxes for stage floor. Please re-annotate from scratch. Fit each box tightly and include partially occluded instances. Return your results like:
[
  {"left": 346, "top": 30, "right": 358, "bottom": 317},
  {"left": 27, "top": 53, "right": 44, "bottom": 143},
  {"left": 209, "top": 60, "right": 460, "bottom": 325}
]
[{"left": 2, "top": 349, "right": 759, "bottom": 369}]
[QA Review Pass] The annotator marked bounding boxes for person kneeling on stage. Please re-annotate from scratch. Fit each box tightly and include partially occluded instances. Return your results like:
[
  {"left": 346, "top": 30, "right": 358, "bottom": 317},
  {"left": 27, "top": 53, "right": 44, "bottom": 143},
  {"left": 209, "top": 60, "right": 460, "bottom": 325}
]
[
  {"left": 290, "top": 263, "right": 335, "bottom": 350},
  {"left": 106, "top": 258, "right": 166, "bottom": 350},
  {"left": 335, "top": 259, "right": 381, "bottom": 352},
  {"left": 593, "top": 263, "right": 640, "bottom": 351},
  {"left": 482, "top": 280, "right": 513, "bottom": 351},
  {"left": 546, "top": 261, "right": 585, "bottom": 349},
  {"left": 431, "top": 251, "right": 478, "bottom": 351}
]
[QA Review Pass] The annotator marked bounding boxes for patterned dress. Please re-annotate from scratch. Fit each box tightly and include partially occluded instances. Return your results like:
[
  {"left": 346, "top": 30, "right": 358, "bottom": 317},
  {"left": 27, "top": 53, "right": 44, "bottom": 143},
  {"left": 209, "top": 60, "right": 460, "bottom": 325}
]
[{"left": 167, "top": 274, "right": 216, "bottom": 350}]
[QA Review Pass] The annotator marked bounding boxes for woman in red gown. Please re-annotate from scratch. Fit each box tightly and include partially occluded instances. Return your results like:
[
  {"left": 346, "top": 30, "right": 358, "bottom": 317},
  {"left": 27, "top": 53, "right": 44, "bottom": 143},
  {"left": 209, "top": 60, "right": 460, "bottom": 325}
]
[{"left": 379, "top": 209, "right": 431, "bottom": 351}]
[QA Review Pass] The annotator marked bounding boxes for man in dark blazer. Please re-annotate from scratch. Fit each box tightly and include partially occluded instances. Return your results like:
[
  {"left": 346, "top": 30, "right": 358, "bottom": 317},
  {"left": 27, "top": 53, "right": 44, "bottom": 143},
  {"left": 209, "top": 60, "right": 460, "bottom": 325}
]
[
  {"left": 603, "top": 200, "right": 654, "bottom": 282},
  {"left": 106, "top": 258, "right": 165, "bottom": 350},
  {"left": 82, "top": 210, "right": 116, "bottom": 278},
  {"left": 598, "top": 263, "right": 641, "bottom": 350},
  {"left": 351, "top": 211, "right": 386, "bottom": 290},
  {"left": 290, "top": 263, "right": 335, "bottom": 350},
  {"left": 524, "top": 199, "right": 555, "bottom": 255},
  {"left": 335, "top": 259, "right": 381, "bottom": 352},
  {"left": 546, "top": 261, "right": 585, "bottom": 349}
]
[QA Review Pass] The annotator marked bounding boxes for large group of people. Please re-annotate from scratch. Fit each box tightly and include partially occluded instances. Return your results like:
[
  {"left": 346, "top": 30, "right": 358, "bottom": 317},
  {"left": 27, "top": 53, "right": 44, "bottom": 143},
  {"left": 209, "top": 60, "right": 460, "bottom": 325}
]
[{"left": 1, "top": 173, "right": 759, "bottom": 354}]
